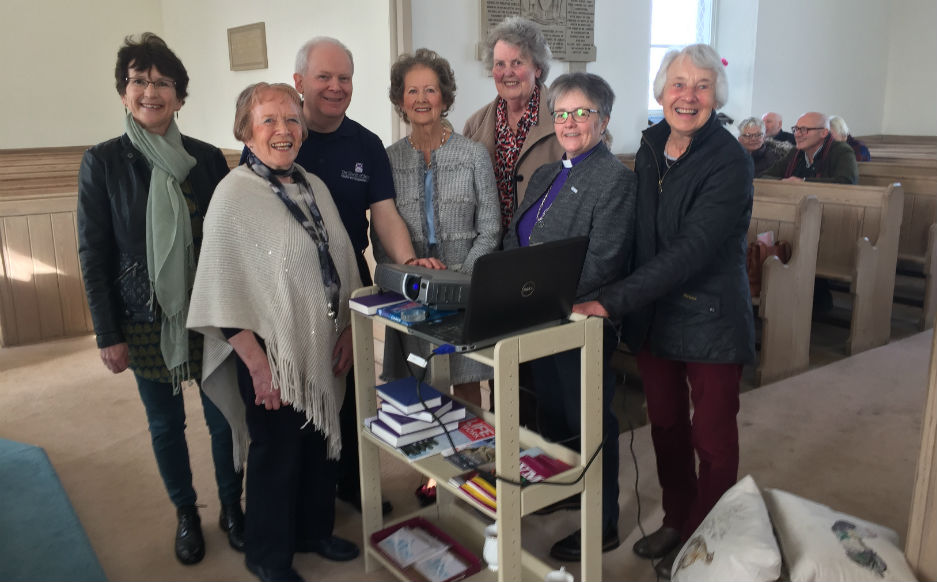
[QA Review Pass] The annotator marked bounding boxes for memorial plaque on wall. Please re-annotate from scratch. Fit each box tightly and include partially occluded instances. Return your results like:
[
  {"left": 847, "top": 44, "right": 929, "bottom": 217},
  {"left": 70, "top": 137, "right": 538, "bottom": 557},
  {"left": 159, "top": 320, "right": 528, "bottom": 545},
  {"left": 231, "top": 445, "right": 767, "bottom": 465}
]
[{"left": 482, "top": 0, "right": 596, "bottom": 62}]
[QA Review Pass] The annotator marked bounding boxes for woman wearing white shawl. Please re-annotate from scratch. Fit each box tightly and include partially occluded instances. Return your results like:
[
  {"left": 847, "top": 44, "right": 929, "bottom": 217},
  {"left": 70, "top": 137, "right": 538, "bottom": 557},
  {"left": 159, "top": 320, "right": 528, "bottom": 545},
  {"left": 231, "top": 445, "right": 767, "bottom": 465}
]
[{"left": 188, "top": 83, "right": 361, "bottom": 582}]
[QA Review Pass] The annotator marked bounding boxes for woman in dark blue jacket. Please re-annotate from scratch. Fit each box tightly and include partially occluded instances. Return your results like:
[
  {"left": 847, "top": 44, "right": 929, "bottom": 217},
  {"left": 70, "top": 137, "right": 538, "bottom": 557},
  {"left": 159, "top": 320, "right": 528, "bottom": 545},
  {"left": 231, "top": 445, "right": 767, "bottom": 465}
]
[
  {"left": 575, "top": 44, "right": 754, "bottom": 578},
  {"left": 77, "top": 33, "right": 242, "bottom": 565}
]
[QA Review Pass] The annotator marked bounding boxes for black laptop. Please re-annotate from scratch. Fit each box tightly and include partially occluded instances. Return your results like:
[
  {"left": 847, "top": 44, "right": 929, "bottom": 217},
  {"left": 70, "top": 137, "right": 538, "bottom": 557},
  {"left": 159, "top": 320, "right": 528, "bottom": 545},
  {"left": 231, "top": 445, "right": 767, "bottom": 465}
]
[{"left": 406, "top": 237, "right": 588, "bottom": 352}]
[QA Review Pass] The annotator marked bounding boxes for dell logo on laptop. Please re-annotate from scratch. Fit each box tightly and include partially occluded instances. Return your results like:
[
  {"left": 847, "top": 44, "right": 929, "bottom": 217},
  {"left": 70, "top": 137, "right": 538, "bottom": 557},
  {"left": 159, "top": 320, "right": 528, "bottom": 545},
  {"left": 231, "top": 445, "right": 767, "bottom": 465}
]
[{"left": 521, "top": 281, "right": 536, "bottom": 297}]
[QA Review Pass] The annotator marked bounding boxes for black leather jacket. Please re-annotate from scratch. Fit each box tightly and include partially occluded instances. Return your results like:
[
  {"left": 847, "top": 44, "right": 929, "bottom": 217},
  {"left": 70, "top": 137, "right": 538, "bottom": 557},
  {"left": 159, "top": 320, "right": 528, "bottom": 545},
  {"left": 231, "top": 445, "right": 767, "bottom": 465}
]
[
  {"left": 598, "top": 112, "right": 756, "bottom": 364},
  {"left": 77, "top": 134, "right": 229, "bottom": 348}
]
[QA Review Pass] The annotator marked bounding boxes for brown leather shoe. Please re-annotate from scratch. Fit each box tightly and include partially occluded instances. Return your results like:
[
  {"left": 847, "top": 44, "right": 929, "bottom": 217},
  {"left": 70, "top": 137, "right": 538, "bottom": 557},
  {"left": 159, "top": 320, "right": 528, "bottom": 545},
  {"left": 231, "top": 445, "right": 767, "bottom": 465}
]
[{"left": 632, "top": 526, "right": 680, "bottom": 559}]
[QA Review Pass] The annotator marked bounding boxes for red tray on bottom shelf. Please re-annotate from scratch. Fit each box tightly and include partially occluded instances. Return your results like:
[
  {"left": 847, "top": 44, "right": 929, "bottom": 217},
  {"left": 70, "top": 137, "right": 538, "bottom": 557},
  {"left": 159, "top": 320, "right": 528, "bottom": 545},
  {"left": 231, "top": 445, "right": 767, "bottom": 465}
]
[{"left": 370, "top": 516, "right": 483, "bottom": 582}]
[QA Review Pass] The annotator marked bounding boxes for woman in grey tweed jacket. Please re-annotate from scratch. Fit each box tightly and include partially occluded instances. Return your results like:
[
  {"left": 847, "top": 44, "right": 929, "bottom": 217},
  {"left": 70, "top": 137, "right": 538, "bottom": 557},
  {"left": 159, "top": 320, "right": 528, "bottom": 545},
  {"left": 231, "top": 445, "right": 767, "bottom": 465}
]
[
  {"left": 374, "top": 49, "right": 500, "bottom": 390},
  {"left": 503, "top": 72, "right": 635, "bottom": 561}
]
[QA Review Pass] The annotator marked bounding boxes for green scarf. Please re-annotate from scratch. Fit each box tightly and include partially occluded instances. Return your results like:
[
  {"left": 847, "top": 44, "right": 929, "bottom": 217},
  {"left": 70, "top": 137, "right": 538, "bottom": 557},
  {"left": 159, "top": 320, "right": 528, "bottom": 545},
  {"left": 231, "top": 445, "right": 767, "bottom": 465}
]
[{"left": 125, "top": 112, "right": 197, "bottom": 391}]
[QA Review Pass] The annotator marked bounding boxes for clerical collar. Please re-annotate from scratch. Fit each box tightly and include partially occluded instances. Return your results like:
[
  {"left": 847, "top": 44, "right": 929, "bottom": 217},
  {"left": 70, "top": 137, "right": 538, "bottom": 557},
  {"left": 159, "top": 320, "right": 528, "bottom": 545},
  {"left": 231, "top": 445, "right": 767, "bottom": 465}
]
[{"left": 562, "top": 143, "right": 601, "bottom": 168}]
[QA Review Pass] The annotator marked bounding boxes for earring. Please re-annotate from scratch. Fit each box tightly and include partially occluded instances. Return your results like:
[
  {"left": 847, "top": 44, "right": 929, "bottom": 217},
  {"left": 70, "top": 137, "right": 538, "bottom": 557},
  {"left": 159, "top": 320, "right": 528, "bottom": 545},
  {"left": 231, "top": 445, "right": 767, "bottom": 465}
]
[{"left": 175, "top": 111, "right": 179, "bottom": 120}]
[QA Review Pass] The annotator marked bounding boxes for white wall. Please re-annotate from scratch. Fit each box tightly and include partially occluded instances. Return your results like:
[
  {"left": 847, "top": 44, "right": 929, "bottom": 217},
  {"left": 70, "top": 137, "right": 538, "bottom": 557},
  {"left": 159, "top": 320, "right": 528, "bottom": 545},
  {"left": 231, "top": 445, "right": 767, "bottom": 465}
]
[
  {"left": 2, "top": 0, "right": 934, "bottom": 150},
  {"left": 160, "top": 0, "right": 394, "bottom": 149},
  {"left": 750, "top": 0, "right": 890, "bottom": 136},
  {"left": 713, "top": 0, "right": 759, "bottom": 131},
  {"left": 0, "top": 0, "right": 163, "bottom": 149},
  {"left": 410, "top": 0, "right": 652, "bottom": 154},
  {"left": 882, "top": 0, "right": 937, "bottom": 135}
]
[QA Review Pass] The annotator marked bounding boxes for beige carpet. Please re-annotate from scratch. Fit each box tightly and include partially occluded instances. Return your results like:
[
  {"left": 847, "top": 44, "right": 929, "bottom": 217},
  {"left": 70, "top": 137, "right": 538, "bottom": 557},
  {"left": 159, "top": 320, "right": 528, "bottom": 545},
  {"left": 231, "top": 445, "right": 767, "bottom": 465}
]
[{"left": 0, "top": 329, "right": 931, "bottom": 581}]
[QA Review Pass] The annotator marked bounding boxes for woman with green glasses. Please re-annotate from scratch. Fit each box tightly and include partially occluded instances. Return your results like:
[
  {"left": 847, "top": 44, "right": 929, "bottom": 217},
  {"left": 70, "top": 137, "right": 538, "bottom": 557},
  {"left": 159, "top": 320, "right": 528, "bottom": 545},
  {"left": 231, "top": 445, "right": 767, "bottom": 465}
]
[{"left": 502, "top": 71, "right": 635, "bottom": 562}]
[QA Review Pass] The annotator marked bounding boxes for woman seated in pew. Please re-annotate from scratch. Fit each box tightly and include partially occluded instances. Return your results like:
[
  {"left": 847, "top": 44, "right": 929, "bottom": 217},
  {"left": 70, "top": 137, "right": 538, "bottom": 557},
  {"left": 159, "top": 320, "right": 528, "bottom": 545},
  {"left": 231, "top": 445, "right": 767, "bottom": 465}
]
[
  {"left": 76, "top": 32, "right": 243, "bottom": 566},
  {"left": 574, "top": 44, "right": 755, "bottom": 579},
  {"left": 736, "top": 116, "right": 792, "bottom": 177},
  {"left": 188, "top": 83, "right": 363, "bottom": 582},
  {"left": 503, "top": 71, "right": 635, "bottom": 562},
  {"left": 374, "top": 48, "right": 501, "bottom": 406},
  {"left": 829, "top": 115, "right": 871, "bottom": 162}
]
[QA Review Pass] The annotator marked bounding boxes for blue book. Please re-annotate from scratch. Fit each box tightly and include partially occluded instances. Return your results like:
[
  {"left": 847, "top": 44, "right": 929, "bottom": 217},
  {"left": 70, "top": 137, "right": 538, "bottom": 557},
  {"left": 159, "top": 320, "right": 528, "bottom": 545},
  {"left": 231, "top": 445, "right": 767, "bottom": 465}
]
[
  {"left": 377, "top": 302, "right": 458, "bottom": 326},
  {"left": 375, "top": 377, "right": 444, "bottom": 415},
  {"left": 381, "top": 397, "right": 454, "bottom": 422},
  {"left": 349, "top": 291, "right": 407, "bottom": 315},
  {"left": 378, "top": 402, "right": 466, "bottom": 434}
]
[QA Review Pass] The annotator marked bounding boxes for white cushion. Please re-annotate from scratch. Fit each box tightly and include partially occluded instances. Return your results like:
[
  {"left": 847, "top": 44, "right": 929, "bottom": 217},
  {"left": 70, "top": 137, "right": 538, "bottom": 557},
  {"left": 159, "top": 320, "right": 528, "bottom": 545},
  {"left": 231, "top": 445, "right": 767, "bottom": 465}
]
[
  {"left": 672, "top": 475, "right": 781, "bottom": 582},
  {"left": 763, "top": 488, "right": 917, "bottom": 582}
]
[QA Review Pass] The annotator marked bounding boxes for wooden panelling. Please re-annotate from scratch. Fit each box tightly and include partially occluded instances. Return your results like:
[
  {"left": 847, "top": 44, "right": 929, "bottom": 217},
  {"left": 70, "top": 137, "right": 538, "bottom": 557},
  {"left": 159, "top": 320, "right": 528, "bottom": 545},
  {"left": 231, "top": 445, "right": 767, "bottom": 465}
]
[{"left": 0, "top": 196, "right": 93, "bottom": 347}]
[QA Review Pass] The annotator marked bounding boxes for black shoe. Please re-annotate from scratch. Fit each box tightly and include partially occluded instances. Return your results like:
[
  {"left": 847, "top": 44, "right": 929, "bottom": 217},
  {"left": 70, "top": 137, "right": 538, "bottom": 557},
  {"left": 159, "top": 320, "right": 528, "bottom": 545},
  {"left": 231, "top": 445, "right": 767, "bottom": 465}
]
[
  {"left": 295, "top": 535, "right": 360, "bottom": 562},
  {"left": 219, "top": 502, "right": 245, "bottom": 552},
  {"left": 336, "top": 488, "right": 393, "bottom": 515},
  {"left": 632, "top": 526, "right": 680, "bottom": 559},
  {"left": 653, "top": 545, "right": 681, "bottom": 580},
  {"left": 175, "top": 505, "right": 205, "bottom": 565},
  {"left": 548, "top": 526, "right": 621, "bottom": 562},
  {"left": 533, "top": 494, "right": 581, "bottom": 515},
  {"left": 245, "top": 559, "right": 305, "bottom": 582}
]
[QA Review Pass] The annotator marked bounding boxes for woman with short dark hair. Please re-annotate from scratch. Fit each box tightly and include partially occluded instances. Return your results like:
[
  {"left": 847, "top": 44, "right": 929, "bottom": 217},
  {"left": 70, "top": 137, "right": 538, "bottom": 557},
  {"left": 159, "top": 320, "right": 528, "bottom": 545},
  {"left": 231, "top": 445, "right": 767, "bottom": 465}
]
[{"left": 77, "top": 32, "right": 243, "bottom": 566}]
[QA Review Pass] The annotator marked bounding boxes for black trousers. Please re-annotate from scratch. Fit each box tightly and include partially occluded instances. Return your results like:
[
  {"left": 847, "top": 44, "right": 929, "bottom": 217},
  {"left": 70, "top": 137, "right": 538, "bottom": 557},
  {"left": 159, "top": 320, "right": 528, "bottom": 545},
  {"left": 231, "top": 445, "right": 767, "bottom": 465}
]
[
  {"left": 527, "top": 320, "right": 620, "bottom": 531},
  {"left": 235, "top": 356, "right": 337, "bottom": 570}
]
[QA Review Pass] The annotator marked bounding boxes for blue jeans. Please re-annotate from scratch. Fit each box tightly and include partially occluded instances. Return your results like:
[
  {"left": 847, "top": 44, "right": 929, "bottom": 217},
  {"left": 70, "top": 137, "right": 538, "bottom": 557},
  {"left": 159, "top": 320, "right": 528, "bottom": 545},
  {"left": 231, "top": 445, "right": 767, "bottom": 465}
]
[{"left": 135, "top": 375, "right": 243, "bottom": 508}]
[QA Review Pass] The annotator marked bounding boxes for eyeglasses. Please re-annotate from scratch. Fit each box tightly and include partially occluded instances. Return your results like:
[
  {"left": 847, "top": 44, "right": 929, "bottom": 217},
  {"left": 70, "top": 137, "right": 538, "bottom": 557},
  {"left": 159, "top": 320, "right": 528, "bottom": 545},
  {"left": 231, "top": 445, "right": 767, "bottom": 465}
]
[
  {"left": 126, "top": 77, "right": 176, "bottom": 92},
  {"left": 791, "top": 126, "right": 825, "bottom": 135},
  {"left": 552, "top": 108, "right": 599, "bottom": 123},
  {"left": 739, "top": 132, "right": 764, "bottom": 140}
]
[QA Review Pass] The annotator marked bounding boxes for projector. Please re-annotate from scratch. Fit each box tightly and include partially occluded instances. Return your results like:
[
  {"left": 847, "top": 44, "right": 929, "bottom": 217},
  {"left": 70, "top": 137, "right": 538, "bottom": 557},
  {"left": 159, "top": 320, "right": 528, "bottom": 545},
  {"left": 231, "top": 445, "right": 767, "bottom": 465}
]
[{"left": 374, "top": 263, "right": 471, "bottom": 310}]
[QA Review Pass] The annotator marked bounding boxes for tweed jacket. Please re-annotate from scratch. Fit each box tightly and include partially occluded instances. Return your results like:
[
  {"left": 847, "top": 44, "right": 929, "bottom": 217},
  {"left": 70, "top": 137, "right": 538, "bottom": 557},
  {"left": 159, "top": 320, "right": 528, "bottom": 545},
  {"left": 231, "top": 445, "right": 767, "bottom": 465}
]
[
  {"left": 462, "top": 85, "right": 565, "bottom": 210},
  {"left": 374, "top": 133, "right": 501, "bottom": 273},
  {"left": 502, "top": 142, "right": 636, "bottom": 307}
]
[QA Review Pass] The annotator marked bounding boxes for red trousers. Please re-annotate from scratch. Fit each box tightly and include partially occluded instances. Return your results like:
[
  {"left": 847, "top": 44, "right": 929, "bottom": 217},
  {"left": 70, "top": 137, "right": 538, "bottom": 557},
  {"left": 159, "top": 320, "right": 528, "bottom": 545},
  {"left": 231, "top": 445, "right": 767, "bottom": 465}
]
[{"left": 636, "top": 348, "right": 742, "bottom": 539}]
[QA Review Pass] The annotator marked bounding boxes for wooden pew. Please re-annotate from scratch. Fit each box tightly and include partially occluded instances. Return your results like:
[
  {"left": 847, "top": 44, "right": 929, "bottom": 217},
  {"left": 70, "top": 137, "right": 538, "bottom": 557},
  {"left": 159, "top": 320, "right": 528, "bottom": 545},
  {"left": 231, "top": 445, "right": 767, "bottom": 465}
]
[
  {"left": 858, "top": 161, "right": 936, "bottom": 330},
  {"left": 749, "top": 196, "right": 821, "bottom": 385},
  {"left": 855, "top": 135, "right": 937, "bottom": 163},
  {"left": 753, "top": 180, "right": 904, "bottom": 355}
]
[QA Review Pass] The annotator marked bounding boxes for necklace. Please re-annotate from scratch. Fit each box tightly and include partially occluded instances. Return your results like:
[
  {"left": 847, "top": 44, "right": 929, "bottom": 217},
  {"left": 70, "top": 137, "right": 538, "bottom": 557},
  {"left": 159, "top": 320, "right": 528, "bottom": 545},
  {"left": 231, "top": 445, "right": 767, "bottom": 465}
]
[
  {"left": 535, "top": 191, "right": 552, "bottom": 223},
  {"left": 407, "top": 126, "right": 450, "bottom": 152}
]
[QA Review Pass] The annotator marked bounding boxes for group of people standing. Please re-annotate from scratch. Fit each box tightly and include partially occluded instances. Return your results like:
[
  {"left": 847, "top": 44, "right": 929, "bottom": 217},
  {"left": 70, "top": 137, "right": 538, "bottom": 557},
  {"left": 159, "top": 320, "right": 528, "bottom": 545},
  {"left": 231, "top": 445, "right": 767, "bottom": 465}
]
[{"left": 78, "top": 15, "right": 759, "bottom": 582}]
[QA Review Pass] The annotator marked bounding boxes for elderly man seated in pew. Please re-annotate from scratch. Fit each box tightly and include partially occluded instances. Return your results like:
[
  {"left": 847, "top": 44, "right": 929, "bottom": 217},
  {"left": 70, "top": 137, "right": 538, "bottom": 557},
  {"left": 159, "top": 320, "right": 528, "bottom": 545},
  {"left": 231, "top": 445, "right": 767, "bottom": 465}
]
[{"left": 762, "top": 112, "right": 858, "bottom": 184}]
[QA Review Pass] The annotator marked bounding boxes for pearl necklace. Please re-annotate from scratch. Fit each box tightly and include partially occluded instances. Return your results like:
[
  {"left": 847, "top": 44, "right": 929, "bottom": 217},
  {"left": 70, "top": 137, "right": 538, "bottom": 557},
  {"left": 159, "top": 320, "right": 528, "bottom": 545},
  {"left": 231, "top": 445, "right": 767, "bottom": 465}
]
[{"left": 407, "top": 126, "right": 450, "bottom": 152}]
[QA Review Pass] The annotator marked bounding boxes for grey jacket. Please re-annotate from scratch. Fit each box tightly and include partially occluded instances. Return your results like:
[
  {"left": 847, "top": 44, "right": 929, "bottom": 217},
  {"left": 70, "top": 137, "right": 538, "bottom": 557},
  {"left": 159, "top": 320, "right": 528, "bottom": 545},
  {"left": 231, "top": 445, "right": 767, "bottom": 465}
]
[
  {"left": 374, "top": 133, "right": 501, "bottom": 273},
  {"left": 503, "top": 142, "right": 636, "bottom": 309}
]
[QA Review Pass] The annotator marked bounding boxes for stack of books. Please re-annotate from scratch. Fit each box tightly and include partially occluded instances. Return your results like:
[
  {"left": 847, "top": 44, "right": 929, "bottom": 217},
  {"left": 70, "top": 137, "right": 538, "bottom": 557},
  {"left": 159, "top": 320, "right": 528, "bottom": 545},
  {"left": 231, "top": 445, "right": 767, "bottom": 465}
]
[{"left": 367, "top": 378, "right": 467, "bottom": 448}]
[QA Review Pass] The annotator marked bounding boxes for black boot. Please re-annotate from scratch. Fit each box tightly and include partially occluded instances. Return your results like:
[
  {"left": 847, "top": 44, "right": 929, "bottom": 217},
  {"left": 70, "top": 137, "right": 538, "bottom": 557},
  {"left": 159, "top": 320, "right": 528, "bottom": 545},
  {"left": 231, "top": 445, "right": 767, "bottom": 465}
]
[
  {"left": 220, "top": 502, "right": 245, "bottom": 552},
  {"left": 175, "top": 505, "right": 205, "bottom": 565}
]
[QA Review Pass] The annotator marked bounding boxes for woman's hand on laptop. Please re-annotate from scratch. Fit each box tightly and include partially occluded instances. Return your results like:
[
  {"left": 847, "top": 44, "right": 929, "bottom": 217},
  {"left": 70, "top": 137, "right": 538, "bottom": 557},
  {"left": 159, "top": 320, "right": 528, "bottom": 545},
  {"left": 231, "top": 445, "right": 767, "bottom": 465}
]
[{"left": 573, "top": 300, "right": 609, "bottom": 319}]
